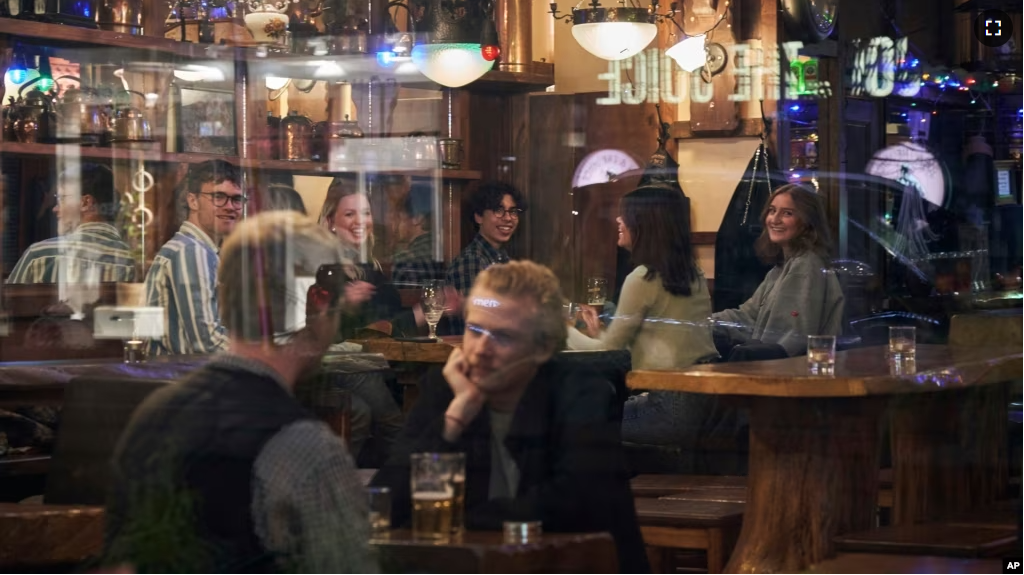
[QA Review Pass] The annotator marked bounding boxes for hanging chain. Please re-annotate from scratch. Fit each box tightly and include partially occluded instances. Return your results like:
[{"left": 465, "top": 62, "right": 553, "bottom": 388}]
[{"left": 740, "top": 143, "right": 760, "bottom": 226}]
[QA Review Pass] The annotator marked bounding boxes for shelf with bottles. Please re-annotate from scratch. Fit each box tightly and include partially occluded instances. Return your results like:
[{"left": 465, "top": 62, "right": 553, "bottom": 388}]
[{"left": 0, "top": 141, "right": 482, "bottom": 179}]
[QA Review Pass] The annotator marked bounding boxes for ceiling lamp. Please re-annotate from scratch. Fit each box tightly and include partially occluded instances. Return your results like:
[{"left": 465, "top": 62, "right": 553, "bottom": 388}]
[
  {"left": 407, "top": 0, "right": 498, "bottom": 88},
  {"left": 551, "top": 0, "right": 676, "bottom": 61},
  {"left": 412, "top": 44, "right": 494, "bottom": 87},
  {"left": 666, "top": 34, "right": 707, "bottom": 72}
]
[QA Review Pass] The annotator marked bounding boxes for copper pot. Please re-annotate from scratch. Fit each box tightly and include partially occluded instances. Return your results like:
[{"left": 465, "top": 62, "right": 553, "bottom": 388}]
[
  {"left": 279, "top": 110, "right": 312, "bottom": 161},
  {"left": 109, "top": 90, "right": 152, "bottom": 143},
  {"left": 96, "top": 0, "right": 144, "bottom": 35},
  {"left": 57, "top": 83, "right": 108, "bottom": 145}
]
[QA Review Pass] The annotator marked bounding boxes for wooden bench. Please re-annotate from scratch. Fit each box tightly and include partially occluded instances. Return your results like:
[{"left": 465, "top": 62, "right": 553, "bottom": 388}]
[
  {"left": 633, "top": 497, "right": 744, "bottom": 574},
  {"left": 807, "top": 552, "right": 1004, "bottom": 574},
  {"left": 834, "top": 523, "right": 1019, "bottom": 558}
]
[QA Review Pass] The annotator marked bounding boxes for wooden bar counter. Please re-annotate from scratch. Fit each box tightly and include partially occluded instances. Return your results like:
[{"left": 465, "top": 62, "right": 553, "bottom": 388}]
[{"left": 628, "top": 345, "right": 1023, "bottom": 573}]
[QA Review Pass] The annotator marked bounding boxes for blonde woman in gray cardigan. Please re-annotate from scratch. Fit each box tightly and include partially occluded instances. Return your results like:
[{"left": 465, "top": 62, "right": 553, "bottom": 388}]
[
  {"left": 712, "top": 184, "right": 845, "bottom": 358},
  {"left": 568, "top": 187, "right": 727, "bottom": 455}
]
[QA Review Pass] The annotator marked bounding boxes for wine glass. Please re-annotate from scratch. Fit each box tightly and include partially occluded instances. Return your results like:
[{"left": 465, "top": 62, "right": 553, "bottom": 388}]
[{"left": 422, "top": 280, "right": 447, "bottom": 340}]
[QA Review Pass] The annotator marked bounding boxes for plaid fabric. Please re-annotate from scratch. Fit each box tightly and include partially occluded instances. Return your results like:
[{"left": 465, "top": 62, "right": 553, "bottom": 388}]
[
  {"left": 6, "top": 222, "right": 136, "bottom": 284},
  {"left": 391, "top": 233, "right": 444, "bottom": 287},
  {"left": 252, "top": 420, "right": 379, "bottom": 573},
  {"left": 445, "top": 233, "right": 510, "bottom": 295},
  {"left": 144, "top": 222, "right": 227, "bottom": 356}
]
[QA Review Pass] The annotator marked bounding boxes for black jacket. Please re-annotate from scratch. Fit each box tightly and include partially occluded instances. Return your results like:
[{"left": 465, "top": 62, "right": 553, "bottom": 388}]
[{"left": 372, "top": 358, "right": 650, "bottom": 573}]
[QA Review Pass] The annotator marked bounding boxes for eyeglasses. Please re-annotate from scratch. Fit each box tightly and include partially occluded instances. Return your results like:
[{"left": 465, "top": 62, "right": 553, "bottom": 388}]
[
  {"left": 465, "top": 322, "right": 517, "bottom": 348},
  {"left": 198, "top": 191, "right": 248, "bottom": 208},
  {"left": 491, "top": 207, "right": 524, "bottom": 219},
  {"left": 53, "top": 193, "right": 76, "bottom": 204}
]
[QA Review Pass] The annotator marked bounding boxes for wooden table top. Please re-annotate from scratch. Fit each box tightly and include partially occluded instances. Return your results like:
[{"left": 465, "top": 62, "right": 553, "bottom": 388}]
[
  {"left": 627, "top": 344, "right": 1022, "bottom": 398},
  {"left": 360, "top": 337, "right": 461, "bottom": 363},
  {"left": 371, "top": 529, "right": 616, "bottom": 573}
]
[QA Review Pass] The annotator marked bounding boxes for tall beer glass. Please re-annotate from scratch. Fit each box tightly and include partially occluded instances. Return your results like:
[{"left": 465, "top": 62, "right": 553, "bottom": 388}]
[{"left": 411, "top": 453, "right": 465, "bottom": 540}]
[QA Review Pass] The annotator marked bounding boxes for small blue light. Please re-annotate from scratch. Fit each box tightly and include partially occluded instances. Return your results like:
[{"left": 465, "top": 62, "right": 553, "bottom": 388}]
[
  {"left": 1018, "top": 108, "right": 1023, "bottom": 116},
  {"left": 5, "top": 68, "right": 27, "bottom": 84},
  {"left": 901, "top": 113, "right": 907, "bottom": 117},
  {"left": 377, "top": 51, "right": 396, "bottom": 67},
  {"left": 910, "top": 58, "right": 919, "bottom": 67},
  {"left": 790, "top": 173, "right": 801, "bottom": 179},
  {"left": 789, "top": 104, "right": 800, "bottom": 112}
]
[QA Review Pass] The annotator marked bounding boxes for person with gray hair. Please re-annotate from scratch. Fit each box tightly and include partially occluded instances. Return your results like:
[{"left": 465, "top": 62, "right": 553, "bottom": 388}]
[{"left": 105, "top": 211, "right": 378, "bottom": 573}]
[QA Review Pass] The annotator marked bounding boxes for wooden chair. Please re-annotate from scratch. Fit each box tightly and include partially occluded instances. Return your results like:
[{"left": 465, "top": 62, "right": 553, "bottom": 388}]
[{"left": 633, "top": 497, "right": 744, "bottom": 574}]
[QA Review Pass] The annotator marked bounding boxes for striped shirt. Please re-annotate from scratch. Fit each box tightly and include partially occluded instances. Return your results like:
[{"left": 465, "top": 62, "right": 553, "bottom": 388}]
[
  {"left": 6, "top": 222, "right": 136, "bottom": 284},
  {"left": 145, "top": 221, "right": 227, "bottom": 356}
]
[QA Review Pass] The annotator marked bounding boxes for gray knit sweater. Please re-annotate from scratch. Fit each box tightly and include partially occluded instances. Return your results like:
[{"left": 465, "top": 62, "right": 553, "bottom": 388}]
[{"left": 711, "top": 251, "right": 844, "bottom": 356}]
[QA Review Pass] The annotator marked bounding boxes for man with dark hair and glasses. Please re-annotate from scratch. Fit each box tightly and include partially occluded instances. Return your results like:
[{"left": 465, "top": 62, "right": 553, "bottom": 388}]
[
  {"left": 7, "top": 163, "right": 135, "bottom": 284},
  {"left": 145, "top": 160, "right": 245, "bottom": 355},
  {"left": 446, "top": 182, "right": 526, "bottom": 333}
]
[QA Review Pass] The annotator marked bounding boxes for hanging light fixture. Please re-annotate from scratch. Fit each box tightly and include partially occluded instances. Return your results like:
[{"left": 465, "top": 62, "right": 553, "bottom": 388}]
[
  {"left": 408, "top": 0, "right": 497, "bottom": 87},
  {"left": 5, "top": 51, "right": 29, "bottom": 85},
  {"left": 666, "top": 34, "right": 707, "bottom": 72},
  {"left": 36, "top": 52, "right": 54, "bottom": 92},
  {"left": 666, "top": 6, "right": 729, "bottom": 72},
  {"left": 550, "top": 0, "right": 676, "bottom": 61}
]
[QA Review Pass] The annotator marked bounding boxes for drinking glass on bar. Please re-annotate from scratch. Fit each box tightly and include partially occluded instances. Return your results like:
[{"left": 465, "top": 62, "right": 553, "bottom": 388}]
[
  {"left": 807, "top": 335, "right": 836, "bottom": 376},
  {"left": 367, "top": 486, "right": 391, "bottom": 536},
  {"left": 421, "top": 280, "right": 447, "bottom": 340},
  {"left": 586, "top": 277, "right": 608, "bottom": 317},
  {"left": 410, "top": 452, "right": 465, "bottom": 540},
  {"left": 888, "top": 326, "right": 916, "bottom": 363}
]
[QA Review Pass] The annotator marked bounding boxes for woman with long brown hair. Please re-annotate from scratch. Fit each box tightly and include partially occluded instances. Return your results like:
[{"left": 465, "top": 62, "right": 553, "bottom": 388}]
[
  {"left": 569, "top": 186, "right": 729, "bottom": 461},
  {"left": 712, "top": 183, "right": 845, "bottom": 357},
  {"left": 569, "top": 186, "right": 718, "bottom": 369}
]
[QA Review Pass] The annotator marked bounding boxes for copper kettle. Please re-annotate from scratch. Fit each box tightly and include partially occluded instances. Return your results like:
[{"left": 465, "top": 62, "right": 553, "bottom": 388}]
[
  {"left": 56, "top": 78, "right": 108, "bottom": 145},
  {"left": 109, "top": 90, "right": 152, "bottom": 143},
  {"left": 12, "top": 84, "right": 56, "bottom": 143},
  {"left": 280, "top": 110, "right": 313, "bottom": 161}
]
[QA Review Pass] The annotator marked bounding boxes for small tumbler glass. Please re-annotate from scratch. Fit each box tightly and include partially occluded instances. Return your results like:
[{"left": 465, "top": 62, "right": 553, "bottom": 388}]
[
  {"left": 123, "top": 339, "right": 148, "bottom": 364},
  {"left": 888, "top": 326, "right": 917, "bottom": 363},
  {"left": 503, "top": 520, "right": 542, "bottom": 544},
  {"left": 367, "top": 486, "right": 391, "bottom": 537},
  {"left": 807, "top": 335, "right": 836, "bottom": 376}
]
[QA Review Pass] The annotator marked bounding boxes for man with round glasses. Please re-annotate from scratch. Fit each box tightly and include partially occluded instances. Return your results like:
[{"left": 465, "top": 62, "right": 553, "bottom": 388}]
[
  {"left": 446, "top": 182, "right": 526, "bottom": 334},
  {"left": 145, "top": 160, "right": 246, "bottom": 356}
]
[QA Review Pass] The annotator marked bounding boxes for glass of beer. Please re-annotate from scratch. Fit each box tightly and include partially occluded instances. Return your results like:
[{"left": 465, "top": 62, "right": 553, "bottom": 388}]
[
  {"left": 586, "top": 277, "right": 608, "bottom": 318},
  {"left": 410, "top": 453, "right": 465, "bottom": 540}
]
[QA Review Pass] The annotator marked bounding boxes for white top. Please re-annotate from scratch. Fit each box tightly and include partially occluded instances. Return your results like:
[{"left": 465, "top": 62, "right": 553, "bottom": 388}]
[{"left": 567, "top": 265, "right": 719, "bottom": 370}]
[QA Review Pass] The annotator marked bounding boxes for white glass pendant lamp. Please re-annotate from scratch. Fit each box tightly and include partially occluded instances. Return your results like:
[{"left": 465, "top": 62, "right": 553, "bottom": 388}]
[
  {"left": 666, "top": 34, "right": 707, "bottom": 72},
  {"left": 411, "top": 43, "right": 495, "bottom": 88},
  {"left": 567, "top": 6, "right": 657, "bottom": 61}
]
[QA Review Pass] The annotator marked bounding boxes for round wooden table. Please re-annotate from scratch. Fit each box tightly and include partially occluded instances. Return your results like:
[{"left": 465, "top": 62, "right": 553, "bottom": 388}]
[{"left": 628, "top": 344, "right": 1022, "bottom": 573}]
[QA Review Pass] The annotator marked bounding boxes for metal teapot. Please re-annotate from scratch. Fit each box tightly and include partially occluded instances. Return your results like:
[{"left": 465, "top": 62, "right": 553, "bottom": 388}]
[
  {"left": 109, "top": 90, "right": 152, "bottom": 143},
  {"left": 12, "top": 83, "right": 56, "bottom": 143},
  {"left": 56, "top": 78, "right": 108, "bottom": 145}
]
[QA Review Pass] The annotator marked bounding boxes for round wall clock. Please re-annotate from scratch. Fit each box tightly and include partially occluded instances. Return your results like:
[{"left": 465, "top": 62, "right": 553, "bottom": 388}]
[
  {"left": 572, "top": 149, "right": 641, "bottom": 188},
  {"left": 781, "top": 0, "right": 839, "bottom": 42}
]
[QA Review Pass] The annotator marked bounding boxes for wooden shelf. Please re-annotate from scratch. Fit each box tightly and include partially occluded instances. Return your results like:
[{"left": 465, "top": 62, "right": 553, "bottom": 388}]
[
  {"left": 0, "top": 17, "right": 206, "bottom": 58},
  {"left": 0, "top": 142, "right": 482, "bottom": 179}
]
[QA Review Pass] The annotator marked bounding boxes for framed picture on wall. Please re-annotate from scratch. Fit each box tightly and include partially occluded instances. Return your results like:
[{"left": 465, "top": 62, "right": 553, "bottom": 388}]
[{"left": 178, "top": 86, "right": 236, "bottom": 155}]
